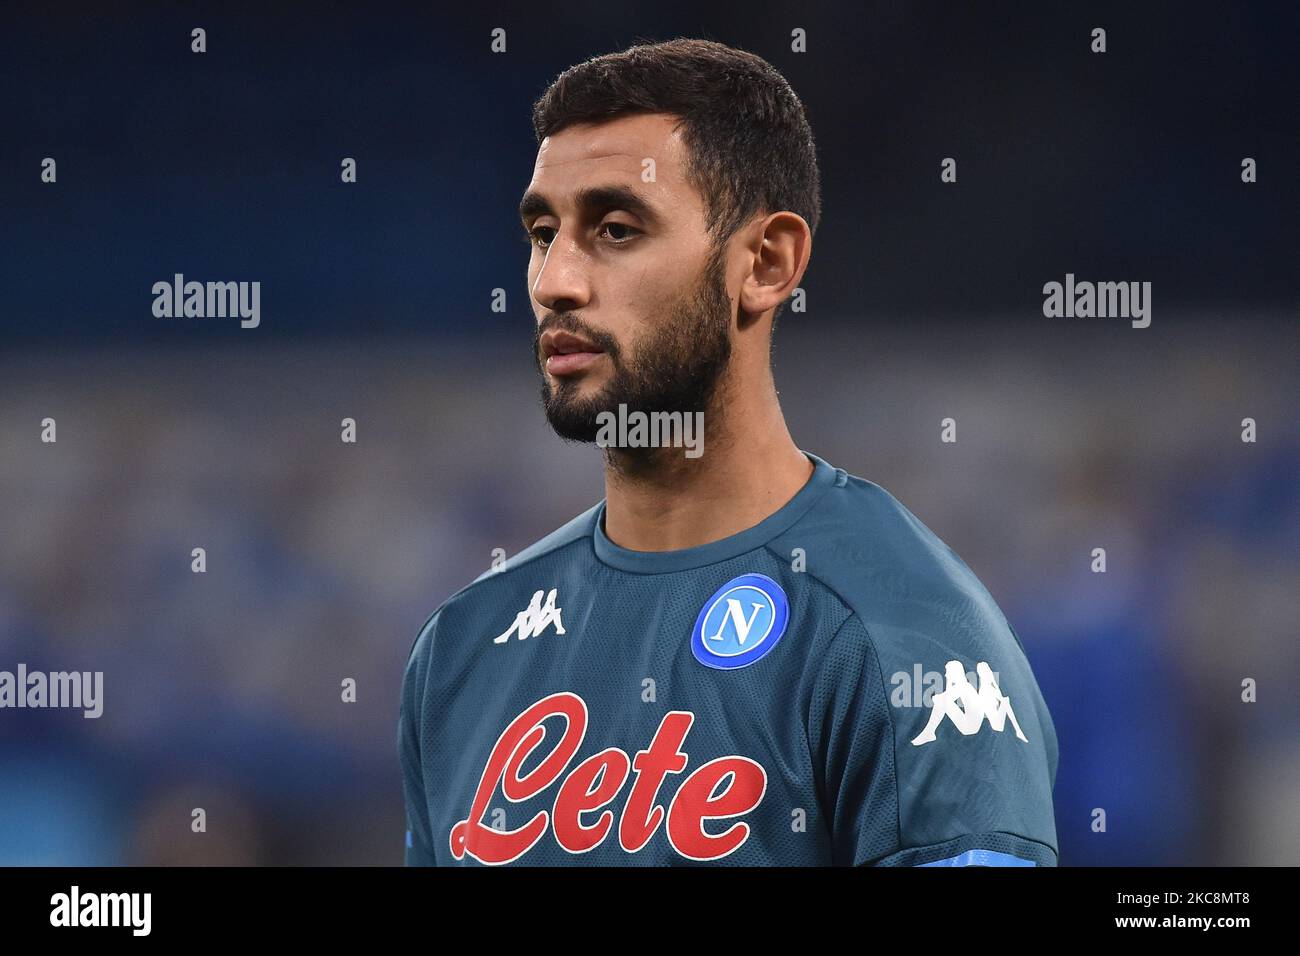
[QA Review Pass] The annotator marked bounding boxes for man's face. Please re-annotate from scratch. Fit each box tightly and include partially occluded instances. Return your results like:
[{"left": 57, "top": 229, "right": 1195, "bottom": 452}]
[{"left": 520, "top": 113, "right": 734, "bottom": 444}]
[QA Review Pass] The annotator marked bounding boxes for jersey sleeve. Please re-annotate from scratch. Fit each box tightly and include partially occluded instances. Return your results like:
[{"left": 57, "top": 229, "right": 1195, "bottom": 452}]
[
  {"left": 398, "top": 611, "right": 439, "bottom": 866},
  {"left": 808, "top": 612, "right": 1059, "bottom": 866}
]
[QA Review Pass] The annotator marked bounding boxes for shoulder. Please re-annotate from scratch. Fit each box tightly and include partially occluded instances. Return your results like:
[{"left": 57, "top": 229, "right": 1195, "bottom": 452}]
[
  {"left": 768, "top": 463, "right": 1036, "bottom": 714},
  {"left": 773, "top": 466, "right": 1017, "bottom": 652}
]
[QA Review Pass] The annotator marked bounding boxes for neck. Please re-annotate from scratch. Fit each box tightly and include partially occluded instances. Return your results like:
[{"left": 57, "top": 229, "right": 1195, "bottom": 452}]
[{"left": 601, "top": 370, "right": 813, "bottom": 552}]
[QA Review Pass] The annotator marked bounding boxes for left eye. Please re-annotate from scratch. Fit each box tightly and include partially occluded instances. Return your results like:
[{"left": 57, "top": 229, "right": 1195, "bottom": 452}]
[{"left": 599, "top": 222, "right": 637, "bottom": 242}]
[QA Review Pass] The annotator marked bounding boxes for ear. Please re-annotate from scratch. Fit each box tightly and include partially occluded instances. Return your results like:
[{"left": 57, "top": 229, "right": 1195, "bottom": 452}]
[{"left": 738, "top": 212, "right": 812, "bottom": 321}]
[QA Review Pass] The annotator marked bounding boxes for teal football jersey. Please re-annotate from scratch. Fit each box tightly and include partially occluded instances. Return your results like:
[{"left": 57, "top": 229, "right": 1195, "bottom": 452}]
[{"left": 399, "top": 452, "right": 1059, "bottom": 865}]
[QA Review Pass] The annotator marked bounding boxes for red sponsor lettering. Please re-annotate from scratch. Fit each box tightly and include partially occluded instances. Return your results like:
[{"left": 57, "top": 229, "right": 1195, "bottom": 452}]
[{"left": 450, "top": 692, "right": 766, "bottom": 864}]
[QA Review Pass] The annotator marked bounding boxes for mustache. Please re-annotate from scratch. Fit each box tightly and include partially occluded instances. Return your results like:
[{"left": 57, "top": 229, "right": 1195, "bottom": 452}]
[{"left": 534, "top": 313, "right": 622, "bottom": 362}]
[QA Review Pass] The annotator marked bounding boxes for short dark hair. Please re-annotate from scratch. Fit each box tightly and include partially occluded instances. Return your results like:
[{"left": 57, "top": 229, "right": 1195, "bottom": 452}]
[{"left": 531, "top": 38, "right": 822, "bottom": 254}]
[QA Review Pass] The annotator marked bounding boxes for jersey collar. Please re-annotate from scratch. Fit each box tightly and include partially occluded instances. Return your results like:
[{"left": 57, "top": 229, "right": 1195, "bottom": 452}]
[{"left": 591, "top": 451, "right": 841, "bottom": 574}]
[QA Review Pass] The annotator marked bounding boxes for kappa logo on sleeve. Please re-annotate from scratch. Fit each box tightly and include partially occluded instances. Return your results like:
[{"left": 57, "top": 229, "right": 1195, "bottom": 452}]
[
  {"left": 910, "top": 660, "right": 1029, "bottom": 745},
  {"left": 494, "top": 587, "right": 566, "bottom": 644}
]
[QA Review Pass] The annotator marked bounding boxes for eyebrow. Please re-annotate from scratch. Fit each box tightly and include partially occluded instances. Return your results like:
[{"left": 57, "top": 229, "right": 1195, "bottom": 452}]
[{"left": 518, "top": 184, "right": 661, "bottom": 227}]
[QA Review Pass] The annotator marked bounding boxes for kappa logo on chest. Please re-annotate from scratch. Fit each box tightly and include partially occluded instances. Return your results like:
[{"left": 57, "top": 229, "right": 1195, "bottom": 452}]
[{"left": 494, "top": 587, "right": 566, "bottom": 644}]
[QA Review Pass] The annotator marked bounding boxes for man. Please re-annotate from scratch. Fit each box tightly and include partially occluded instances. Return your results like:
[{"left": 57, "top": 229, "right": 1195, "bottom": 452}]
[{"left": 399, "top": 38, "right": 1058, "bottom": 866}]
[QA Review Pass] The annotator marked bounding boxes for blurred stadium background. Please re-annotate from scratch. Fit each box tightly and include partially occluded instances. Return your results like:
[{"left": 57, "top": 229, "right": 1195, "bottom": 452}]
[{"left": 1, "top": 4, "right": 1296, "bottom": 864}]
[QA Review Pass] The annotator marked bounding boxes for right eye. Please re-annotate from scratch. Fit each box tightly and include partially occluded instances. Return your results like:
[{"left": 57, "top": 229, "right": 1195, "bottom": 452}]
[{"left": 527, "top": 227, "right": 556, "bottom": 249}]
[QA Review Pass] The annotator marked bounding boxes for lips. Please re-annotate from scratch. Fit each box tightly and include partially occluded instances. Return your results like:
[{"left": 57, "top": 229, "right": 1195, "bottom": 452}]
[
  {"left": 541, "top": 330, "right": 601, "bottom": 358},
  {"left": 541, "top": 330, "right": 605, "bottom": 376}
]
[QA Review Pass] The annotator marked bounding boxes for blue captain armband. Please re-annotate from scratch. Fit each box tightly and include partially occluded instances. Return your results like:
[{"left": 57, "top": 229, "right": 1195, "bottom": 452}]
[{"left": 917, "top": 849, "right": 1037, "bottom": 867}]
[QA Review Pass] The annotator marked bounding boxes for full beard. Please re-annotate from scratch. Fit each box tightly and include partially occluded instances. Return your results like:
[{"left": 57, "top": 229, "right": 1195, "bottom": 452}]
[{"left": 534, "top": 247, "right": 733, "bottom": 468}]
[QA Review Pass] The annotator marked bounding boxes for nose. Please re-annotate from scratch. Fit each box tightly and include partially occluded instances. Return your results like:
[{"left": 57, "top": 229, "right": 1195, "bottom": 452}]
[{"left": 530, "top": 234, "right": 592, "bottom": 314}]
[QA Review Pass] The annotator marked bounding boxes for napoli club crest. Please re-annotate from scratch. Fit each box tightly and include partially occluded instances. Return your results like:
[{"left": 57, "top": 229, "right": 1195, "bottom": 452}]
[{"left": 691, "top": 573, "right": 789, "bottom": 670}]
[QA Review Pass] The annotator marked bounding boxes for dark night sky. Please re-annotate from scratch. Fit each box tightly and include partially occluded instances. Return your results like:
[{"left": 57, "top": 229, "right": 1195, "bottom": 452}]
[{"left": 1, "top": 1, "right": 1296, "bottom": 345}]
